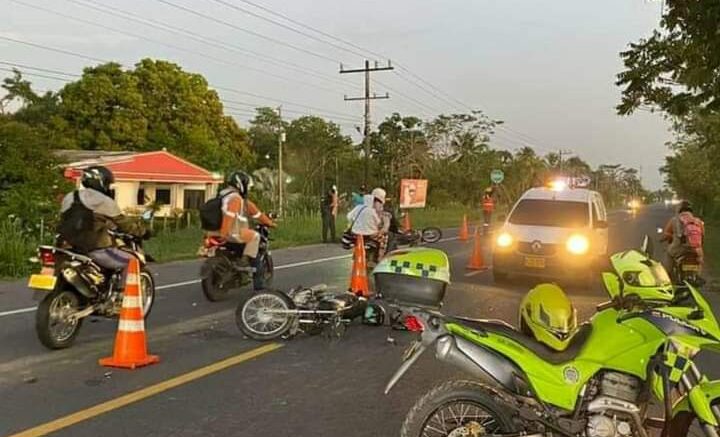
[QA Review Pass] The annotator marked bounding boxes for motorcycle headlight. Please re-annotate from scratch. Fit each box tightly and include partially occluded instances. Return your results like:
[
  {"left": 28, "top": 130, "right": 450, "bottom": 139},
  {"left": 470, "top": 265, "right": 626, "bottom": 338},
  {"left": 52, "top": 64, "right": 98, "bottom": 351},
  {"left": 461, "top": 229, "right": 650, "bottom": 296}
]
[
  {"left": 496, "top": 232, "right": 513, "bottom": 248},
  {"left": 566, "top": 234, "right": 589, "bottom": 255}
]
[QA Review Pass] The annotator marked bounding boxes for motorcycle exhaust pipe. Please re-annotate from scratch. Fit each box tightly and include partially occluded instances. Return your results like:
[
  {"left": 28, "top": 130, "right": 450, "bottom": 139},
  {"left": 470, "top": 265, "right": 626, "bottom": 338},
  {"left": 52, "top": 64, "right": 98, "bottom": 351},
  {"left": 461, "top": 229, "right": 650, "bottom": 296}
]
[{"left": 62, "top": 268, "right": 95, "bottom": 298}]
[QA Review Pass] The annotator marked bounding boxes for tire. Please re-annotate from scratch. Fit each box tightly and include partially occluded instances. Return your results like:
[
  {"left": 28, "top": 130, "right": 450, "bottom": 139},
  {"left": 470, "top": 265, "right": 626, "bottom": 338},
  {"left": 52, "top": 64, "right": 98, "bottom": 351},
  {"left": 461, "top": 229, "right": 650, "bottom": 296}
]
[
  {"left": 35, "top": 289, "right": 85, "bottom": 350},
  {"left": 236, "top": 290, "right": 295, "bottom": 341},
  {"left": 421, "top": 227, "right": 442, "bottom": 244},
  {"left": 139, "top": 268, "right": 155, "bottom": 319},
  {"left": 201, "top": 257, "right": 234, "bottom": 302},
  {"left": 400, "top": 380, "right": 519, "bottom": 437}
]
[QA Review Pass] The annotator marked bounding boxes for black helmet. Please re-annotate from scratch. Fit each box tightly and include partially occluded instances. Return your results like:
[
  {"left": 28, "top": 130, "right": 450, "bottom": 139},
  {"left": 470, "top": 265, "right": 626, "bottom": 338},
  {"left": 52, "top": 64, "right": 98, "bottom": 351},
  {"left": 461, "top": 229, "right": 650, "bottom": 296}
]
[
  {"left": 226, "top": 170, "right": 253, "bottom": 197},
  {"left": 81, "top": 166, "right": 114, "bottom": 196},
  {"left": 679, "top": 200, "right": 693, "bottom": 214}
]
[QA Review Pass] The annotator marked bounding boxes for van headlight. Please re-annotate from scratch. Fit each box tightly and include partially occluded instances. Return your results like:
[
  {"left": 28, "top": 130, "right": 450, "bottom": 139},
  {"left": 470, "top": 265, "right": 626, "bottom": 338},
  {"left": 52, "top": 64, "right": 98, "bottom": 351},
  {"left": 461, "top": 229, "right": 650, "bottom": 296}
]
[
  {"left": 496, "top": 232, "right": 513, "bottom": 248},
  {"left": 566, "top": 234, "right": 589, "bottom": 255}
]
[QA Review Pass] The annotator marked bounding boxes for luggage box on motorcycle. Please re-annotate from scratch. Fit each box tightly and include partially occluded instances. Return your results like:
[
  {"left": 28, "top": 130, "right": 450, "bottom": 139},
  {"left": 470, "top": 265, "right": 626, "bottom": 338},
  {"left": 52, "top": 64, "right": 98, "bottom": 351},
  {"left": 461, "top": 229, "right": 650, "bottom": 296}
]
[{"left": 373, "top": 248, "right": 450, "bottom": 309}]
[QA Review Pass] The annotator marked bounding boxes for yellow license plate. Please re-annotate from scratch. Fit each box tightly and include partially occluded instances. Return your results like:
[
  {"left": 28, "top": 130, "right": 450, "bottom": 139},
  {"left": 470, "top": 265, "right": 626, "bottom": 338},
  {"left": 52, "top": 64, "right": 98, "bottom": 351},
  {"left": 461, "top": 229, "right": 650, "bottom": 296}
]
[
  {"left": 28, "top": 274, "right": 57, "bottom": 291},
  {"left": 524, "top": 256, "right": 546, "bottom": 269},
  {"left": 682, "top": 264, "right": 701, "bottom": 272}
]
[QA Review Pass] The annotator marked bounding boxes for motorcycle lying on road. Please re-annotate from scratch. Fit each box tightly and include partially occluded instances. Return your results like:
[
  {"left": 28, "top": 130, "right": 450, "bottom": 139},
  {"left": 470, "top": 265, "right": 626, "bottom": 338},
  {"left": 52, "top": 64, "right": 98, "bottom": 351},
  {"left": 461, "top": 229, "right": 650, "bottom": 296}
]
[
  {"left": 381, "top": 247, "right": 720, "bottom": 437},
  {"left": 199, "top": 223, "right": 274, "bottom": 301},
  {"left": 387, "top": 226, "right": 443, "bottom": 252},
  {"left": 235, "top": 284, "right": 385, "bottom": 341},
  {"left": 28, "top": 229, "right": 155, "bottom": 350}
]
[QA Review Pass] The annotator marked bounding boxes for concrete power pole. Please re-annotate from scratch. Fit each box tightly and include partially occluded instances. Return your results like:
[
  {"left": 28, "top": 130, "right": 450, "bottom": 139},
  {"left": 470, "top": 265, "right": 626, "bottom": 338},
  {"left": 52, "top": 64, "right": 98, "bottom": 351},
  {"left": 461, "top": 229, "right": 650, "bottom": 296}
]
[
  {"left": 558, "top": 149, "right": 573, "bottom": 173},
  {"left": 276, "top": 106, "right": 286, "bottom": 217},
  {"left": 341, "top": 60, "right": 394, "bottom": 185}
]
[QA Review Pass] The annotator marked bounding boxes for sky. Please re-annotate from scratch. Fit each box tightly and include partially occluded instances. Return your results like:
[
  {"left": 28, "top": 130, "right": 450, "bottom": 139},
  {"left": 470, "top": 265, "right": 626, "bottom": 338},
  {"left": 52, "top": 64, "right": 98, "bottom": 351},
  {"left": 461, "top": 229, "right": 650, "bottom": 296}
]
[{"left": 2, "top": 0, "right": 670, "bottom": 188}]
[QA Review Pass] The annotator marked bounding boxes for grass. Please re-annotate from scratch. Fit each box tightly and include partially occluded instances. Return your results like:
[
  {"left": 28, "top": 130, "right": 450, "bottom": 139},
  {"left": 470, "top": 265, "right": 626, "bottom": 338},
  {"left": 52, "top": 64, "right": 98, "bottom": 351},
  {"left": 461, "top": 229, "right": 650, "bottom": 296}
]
[{"left": 1, "top": 207, "right": 483, "bottom": 276}]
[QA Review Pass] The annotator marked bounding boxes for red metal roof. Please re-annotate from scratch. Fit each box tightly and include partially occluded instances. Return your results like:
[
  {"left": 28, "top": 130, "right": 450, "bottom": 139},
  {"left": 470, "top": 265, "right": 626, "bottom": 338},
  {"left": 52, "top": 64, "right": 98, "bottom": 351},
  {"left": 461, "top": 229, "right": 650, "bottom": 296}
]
[{"left": 64, "top": 151, "right": 219, "bottom": 184}]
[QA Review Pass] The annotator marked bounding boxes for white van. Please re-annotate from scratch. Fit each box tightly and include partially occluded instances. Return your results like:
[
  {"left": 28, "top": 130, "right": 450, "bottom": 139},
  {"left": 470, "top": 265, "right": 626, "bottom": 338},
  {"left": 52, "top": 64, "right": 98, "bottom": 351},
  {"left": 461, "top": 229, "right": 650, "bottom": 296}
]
[{"left": 492, "top": 185, "right": 608, "bottom": 283}]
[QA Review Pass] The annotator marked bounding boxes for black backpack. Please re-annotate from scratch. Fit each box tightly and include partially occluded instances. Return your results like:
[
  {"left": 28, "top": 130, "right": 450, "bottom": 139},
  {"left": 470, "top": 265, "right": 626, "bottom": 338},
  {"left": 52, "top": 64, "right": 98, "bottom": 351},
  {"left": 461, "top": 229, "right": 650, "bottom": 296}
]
[
  {"left": 200, "top": 192, "right": 229, "bottom": 231},
  {"left": 57, "top": 191, "right": 102, "bottom": 253}
]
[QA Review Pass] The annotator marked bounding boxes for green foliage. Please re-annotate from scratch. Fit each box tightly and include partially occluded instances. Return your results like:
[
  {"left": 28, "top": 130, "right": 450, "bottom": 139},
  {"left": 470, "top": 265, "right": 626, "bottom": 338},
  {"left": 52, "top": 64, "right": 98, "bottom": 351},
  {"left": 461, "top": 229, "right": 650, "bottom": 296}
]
[{"left": 0, "top": 218, "right": 40, "bottom": 278}]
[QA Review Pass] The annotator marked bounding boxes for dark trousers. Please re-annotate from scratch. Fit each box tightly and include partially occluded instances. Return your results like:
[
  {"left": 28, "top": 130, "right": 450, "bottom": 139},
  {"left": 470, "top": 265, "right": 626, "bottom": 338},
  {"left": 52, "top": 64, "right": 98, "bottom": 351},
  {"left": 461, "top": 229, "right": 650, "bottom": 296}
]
[
  {"left": 322, "top": 211, "right": 336, "bottom": 242},
  {"left": 482, "top": 210, "right": 492, "bottom": 235}
]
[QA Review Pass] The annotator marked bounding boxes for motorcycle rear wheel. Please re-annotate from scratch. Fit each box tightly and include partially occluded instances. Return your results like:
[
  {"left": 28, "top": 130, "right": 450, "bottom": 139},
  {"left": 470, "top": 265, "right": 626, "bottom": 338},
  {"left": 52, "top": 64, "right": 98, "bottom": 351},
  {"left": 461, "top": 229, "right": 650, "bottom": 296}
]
[
  {"left": 421, "top": 227, "right": 442, "bottom": 244},
  {"left": 201, "top": 257, "right": 235, "bottom": 302},
  {"left": 236, "top": 290, "right": 295, "bottom": 341},
  {"left": 401, "top": 380, "right": 518, "bottom": 437},
  {"left": 36, "top": 289, "right": 85, "bottom": 350}
]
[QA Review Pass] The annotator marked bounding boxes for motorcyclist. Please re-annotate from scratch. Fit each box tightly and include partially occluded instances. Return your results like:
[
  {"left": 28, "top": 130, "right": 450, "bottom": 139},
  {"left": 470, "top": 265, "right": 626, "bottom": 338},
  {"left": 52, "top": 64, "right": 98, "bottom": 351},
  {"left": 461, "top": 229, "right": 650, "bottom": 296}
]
[
  {"left": 58, "top": 166, "right": 147, "bottom": 284},
  {"left": 347, "top": 188, "right": 388, "bottom": 260},
  {"left": 661, "top": 200, "right": 705, "bottom": 277},
  {"left": 217, "top": 170, "right": 275, "bottom": 291}
]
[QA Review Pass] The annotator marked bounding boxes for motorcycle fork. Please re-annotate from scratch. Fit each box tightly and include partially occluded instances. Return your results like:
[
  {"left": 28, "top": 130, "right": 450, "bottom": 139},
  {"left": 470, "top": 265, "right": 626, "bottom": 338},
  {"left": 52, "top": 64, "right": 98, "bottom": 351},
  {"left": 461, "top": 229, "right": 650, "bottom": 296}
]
[{"left": 678, "top": 362, "right": 720, "bottom": 437}]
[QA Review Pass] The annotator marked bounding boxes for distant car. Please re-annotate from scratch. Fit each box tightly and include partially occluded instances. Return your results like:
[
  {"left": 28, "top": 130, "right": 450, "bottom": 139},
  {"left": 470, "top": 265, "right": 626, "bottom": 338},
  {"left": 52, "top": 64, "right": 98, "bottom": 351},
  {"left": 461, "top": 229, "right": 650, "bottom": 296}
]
[{"left": 492, "top": 184, "right": 609, "bottom": 283}]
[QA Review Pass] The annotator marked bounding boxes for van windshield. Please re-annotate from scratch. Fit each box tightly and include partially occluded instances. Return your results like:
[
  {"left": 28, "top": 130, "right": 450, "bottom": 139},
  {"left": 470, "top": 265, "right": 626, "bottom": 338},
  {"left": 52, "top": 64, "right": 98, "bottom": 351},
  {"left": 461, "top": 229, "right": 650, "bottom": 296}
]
[{"left": 509, "top": 199, "right": 589, "bottom": 228}]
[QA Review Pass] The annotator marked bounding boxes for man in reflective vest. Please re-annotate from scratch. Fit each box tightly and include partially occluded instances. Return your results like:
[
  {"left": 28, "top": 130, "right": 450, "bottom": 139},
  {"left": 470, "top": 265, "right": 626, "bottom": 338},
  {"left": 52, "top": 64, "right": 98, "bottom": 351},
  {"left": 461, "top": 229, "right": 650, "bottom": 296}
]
[{"left": 482, "top": 187, "right": 495, "bottom": 235}]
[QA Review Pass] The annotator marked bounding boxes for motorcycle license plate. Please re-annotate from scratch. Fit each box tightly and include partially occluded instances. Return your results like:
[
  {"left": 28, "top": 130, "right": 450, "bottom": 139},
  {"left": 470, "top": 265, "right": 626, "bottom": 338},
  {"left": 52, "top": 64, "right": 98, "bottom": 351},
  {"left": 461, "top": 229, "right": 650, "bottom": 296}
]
[
  {"left": 682, "top": 264, "right": 701, "bottom": 272},
  {"left": 524, "top": 256, "right": 546, "bottom": 269},
  {"left": 28, "top": 273, "right": 57, "bottom": 291}
]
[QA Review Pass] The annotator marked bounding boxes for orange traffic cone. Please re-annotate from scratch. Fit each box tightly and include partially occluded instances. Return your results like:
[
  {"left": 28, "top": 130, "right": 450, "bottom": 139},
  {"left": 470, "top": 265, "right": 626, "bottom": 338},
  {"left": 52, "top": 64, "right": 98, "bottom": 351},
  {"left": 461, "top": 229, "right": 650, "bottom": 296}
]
[
  {"left": 467, "top": 227, "right": 488, "bottom": 270},
  {"left": 459, "top": 214, "right": 469, "bottom": 241},
  {"left": 100, "top": 258, "right": 159, "bottom": 369},
  {"left": 349, "top": 235, "right": 371, "bottom": 298},
  {"left": 402, "top": 213, "right": 411, "bottom": 232}
]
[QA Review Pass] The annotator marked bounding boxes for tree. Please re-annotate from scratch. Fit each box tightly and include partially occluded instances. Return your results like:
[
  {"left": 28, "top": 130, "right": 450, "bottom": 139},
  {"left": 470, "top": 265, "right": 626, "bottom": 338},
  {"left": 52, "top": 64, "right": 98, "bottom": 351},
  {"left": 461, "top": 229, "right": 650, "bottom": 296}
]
[
  {"left": 248, "top": 107, "right": 287, "bottom": 168},
  {"left": 369, "top": 113, "right": 428, "bottom": 192}
]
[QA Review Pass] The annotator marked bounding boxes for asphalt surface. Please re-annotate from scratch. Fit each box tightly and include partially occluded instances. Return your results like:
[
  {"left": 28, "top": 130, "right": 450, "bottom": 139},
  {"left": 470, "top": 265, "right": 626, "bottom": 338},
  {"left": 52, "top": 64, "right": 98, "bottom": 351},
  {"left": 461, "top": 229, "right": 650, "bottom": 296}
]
[{"left": 1, "top": 204, "right": 711, "bottom": 437}]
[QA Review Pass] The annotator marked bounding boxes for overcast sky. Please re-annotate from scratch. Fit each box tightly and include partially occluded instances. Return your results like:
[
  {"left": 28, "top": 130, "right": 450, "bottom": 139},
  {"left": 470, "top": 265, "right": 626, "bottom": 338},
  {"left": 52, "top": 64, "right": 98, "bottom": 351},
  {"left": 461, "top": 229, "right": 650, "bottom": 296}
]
[{"left": 2, "top": 0, "right": 670, "bottom": 188}]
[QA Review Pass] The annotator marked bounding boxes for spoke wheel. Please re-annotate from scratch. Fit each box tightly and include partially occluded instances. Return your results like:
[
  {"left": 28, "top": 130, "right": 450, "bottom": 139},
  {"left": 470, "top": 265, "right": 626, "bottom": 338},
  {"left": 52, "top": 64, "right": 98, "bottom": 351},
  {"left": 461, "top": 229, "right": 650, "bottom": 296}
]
[
  {"left": 236, "top": 290, "right": 295, "bottom": 341},
  {"left": 36, "top": 289, "right": 84, "bottom": 349}
]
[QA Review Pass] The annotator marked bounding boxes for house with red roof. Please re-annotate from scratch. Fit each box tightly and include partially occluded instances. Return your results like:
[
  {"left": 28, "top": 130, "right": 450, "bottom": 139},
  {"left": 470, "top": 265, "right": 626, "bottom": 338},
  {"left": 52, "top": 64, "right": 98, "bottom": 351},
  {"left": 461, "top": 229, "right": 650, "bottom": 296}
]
[{"left": 59, "top": 149, "right": 222, "bottom": 216}]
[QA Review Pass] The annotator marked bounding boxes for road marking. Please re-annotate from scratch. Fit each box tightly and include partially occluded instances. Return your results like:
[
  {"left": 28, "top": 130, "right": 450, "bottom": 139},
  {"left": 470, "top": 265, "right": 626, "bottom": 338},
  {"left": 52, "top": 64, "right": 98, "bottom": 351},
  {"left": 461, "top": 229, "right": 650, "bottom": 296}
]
[
  {"left": 1, "top": 238, "right": 462, "bottom": 318},
  {"left": 464, "top": 270, "right": 486, "bottom": 277},
  {"left": 8, "top": 343, "right": 283, "bottom": 437}
]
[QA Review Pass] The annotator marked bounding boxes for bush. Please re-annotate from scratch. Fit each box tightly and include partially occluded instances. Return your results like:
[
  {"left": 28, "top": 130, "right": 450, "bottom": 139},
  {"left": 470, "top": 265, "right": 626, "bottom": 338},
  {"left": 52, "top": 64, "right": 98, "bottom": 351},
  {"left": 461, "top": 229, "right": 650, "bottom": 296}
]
[{"left": 0, "top": 218, "right": 40, "bottom": 278}]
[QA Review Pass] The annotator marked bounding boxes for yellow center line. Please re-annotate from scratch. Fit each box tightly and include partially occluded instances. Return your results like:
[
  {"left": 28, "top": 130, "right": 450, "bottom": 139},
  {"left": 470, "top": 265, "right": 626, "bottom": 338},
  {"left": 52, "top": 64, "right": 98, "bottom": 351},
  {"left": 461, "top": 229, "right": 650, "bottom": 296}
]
[{"left": 9, "top": 343, "right": 283, "bottom": 437}]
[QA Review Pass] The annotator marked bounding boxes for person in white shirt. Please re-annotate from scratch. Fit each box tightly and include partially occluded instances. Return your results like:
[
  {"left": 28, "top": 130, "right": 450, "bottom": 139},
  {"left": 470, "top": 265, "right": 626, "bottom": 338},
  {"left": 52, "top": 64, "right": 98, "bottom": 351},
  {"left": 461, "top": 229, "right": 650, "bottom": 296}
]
[{"left": 347, "top": 188, "right": 388, "bottom": 261}]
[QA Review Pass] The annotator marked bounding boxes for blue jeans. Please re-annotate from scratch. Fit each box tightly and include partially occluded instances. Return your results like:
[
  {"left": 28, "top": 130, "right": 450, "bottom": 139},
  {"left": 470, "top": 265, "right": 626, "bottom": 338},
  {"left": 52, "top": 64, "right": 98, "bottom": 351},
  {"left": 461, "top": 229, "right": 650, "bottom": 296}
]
[{"left": 89, "top": 247, "right": 136, "bottom": 283}]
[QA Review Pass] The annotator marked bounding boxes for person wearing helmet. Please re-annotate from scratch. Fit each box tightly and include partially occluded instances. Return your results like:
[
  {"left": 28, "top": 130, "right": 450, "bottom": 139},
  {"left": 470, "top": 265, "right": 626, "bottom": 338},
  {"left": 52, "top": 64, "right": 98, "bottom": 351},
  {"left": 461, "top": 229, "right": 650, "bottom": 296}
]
[
  {"left": 481, "top": 187, "right": 495, "bottom": 235},
  {"left": 347, "top": 187, "right": 389, "bottom": 260},
  {"left": 58, "top": 166, "right": 147, "bottom": 282},
  {"left": 519, "top": 283, "right": 578, "bottom": 352},
  {"left": 661, "top": 200, "right": 705, "bottom": 277},
  {"left": 218, "top": 170, "right": 275, "bottom": 291}
]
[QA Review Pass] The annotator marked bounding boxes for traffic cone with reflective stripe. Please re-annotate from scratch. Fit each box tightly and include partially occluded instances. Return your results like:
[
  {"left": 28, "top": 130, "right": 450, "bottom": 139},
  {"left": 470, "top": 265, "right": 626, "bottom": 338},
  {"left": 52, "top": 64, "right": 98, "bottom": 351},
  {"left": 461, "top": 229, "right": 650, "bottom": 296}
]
[
  {"left": 459, "top": 214, "right": 469, "bottom": 241},
  {"left": 349, "top": 235, "right": 370, "bottom": 298},
  {"left": 467, "top": 227, "right": 488, "bottom": 270},
  {"left": 402, "top": 212, "right": 411, "bottom": 232},
  {"left": 100, "top": 258, "right": 159, "bottom": 369}
]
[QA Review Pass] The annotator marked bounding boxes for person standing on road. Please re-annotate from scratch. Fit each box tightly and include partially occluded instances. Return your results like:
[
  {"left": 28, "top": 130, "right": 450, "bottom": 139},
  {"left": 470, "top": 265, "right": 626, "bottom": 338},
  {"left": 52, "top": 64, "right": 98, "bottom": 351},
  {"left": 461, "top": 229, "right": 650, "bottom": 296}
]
[
  {"left": 58, "top": 166, "right": 148, "bottom": 285},
  {"left": 321, "top": 185, "right": 338, "bottom": 243},
  {"left": 661, "top": 200, "right": 705, "bottom": 277},
  {"left": 347, "top": 188, "right": 389, "bottom": 261},
  {"left": 217, "top": 170, "right": 275, "bottom": 291},
  {"left": 482, "top": 187, "right": 495, "bottom": 235}
]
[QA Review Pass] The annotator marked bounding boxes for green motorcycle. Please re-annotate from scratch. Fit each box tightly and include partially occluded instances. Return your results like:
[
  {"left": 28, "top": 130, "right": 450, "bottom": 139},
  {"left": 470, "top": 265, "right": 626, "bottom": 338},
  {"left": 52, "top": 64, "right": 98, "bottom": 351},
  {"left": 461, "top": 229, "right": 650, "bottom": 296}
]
[{"left": 376, "top": 247, "right": 720, "bottom": 437}]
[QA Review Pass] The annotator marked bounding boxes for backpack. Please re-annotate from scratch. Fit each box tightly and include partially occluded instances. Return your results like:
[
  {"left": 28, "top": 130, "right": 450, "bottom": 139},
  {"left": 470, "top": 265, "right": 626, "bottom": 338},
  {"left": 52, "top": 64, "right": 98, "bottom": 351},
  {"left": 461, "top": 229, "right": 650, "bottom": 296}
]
[
  {"left": 679, "top": 212, "right": 703, "bottom": 248},
  {"left": 57, "top": 191, "right": 101, "bottom": 253},
  {"left": 199, "top": 192, "right": 228, "bottom": 231}
]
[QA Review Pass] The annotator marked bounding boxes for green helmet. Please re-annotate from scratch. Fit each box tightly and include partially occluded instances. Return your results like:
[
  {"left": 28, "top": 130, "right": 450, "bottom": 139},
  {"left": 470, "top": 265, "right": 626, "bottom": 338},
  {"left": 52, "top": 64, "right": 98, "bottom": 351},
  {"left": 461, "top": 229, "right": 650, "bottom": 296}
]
[{"left": 519, "top": 283, "right": 578, "bottom": 352}]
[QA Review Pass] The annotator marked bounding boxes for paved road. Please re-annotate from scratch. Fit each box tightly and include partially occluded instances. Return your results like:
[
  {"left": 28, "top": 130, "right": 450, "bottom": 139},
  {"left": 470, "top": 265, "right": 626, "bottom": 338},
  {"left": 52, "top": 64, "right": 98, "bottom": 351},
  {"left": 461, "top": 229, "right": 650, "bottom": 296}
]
[{"left": 1, "top": 204, "right": 706, "bottom": 437}]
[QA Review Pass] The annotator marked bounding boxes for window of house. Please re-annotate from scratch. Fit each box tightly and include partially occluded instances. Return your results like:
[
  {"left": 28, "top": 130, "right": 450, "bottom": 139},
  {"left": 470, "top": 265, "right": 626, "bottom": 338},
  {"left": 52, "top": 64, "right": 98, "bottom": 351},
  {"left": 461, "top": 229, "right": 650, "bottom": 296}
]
[
  {"left": 137, "top": 188, "right": 146, "bottom": 206},
  {"left": 155, "top": 188, "right": 171, "bottom": 205}
]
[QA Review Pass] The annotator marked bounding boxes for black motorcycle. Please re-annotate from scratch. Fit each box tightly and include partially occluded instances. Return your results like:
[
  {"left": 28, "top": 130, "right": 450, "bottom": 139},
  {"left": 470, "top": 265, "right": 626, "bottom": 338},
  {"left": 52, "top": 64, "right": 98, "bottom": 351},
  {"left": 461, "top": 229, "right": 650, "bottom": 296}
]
[
  {"left": 199, "top": 224, "right": 274, "bottom": 301},
  {"left": 28, "top": 230, "right": 155, "bottom": 350},
  {"left": 387, "top": 227, "right": 443, "bottom": 252}
]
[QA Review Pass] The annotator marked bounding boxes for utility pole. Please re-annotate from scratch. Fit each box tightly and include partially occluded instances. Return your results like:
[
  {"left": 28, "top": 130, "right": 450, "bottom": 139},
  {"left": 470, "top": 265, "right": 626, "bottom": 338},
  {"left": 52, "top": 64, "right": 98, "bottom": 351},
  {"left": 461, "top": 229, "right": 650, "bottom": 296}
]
[
  {"left": 558, "top": 149, "right": 573, "bottom": 173},
  {"left": 276, "top": 106, "right": 286, "bottom": 217},
  {"left": 341, "top": 60, "right": 394, "bottom": 185}
]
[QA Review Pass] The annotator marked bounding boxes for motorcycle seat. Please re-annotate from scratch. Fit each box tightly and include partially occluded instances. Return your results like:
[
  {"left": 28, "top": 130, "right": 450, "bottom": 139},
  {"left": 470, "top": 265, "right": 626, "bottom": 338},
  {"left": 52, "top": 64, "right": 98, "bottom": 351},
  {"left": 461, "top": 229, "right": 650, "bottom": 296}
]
[{"left": 450, "top": 316, "right": 592, "bottom": 365}]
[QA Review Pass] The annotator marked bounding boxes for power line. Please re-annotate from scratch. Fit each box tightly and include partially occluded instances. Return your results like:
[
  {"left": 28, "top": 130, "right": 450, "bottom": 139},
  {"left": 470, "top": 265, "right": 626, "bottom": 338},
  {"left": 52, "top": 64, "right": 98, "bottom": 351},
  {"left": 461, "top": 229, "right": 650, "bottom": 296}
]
[
  {"left": 63, "top": 0, "right": 360, "bottom": 92},
  {"left": 0, "top": 35, "right": 109, "bottom": 64},
  {"left": 0, "top": 67, "right": 72, "bottom": 82},
  {"left": 152, "top": 0, "right": 338, "bottom": 63},
  {"left": 0, "top": 61, "right": 81, "bottom": 78},
  {"left": 11, "top": 0, "right": 344, "bottom": 96}
]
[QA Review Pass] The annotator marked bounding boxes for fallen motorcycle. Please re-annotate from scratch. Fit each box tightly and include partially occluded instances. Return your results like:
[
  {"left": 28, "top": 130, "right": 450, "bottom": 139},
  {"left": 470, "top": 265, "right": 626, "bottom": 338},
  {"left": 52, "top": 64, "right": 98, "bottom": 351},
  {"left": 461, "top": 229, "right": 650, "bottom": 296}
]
[
  {"left": 387, "top": 226, "right": 443, "bottom": 252},
  {"left": 235, "top": 284, "right": 385, "bottom": 341}
]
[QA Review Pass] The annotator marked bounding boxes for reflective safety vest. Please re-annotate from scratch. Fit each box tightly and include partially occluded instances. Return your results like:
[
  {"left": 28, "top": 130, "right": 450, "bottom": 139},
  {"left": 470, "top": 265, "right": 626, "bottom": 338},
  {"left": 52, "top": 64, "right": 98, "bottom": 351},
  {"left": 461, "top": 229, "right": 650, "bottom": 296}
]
[{"left": 482, "top": 196, "right": 494, "bottom": 212}]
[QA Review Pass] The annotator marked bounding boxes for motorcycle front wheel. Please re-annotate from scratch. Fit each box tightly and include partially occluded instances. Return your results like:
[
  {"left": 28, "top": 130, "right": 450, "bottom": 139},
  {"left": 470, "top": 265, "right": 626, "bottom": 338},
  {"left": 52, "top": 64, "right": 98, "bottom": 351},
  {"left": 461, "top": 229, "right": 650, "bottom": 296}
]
[
  {"left": 236, "top": 290, "right": 295, "bottom": 341},
  {"left": 421, "top": 227, "right": 443, "bottom": 244},
  {"left": 36, "top": 289, "right": 85, "bottom": 350},
  {"left": 401, "top": 380, "right": 518, "bottom": 437}
]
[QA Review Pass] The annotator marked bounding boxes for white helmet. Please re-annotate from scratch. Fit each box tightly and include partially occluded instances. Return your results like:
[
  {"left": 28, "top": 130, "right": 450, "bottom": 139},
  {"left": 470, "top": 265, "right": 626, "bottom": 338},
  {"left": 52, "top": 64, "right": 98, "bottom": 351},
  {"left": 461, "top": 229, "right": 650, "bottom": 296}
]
[{"left": 372, "top": 188, "right": 386, "bottom": 204}]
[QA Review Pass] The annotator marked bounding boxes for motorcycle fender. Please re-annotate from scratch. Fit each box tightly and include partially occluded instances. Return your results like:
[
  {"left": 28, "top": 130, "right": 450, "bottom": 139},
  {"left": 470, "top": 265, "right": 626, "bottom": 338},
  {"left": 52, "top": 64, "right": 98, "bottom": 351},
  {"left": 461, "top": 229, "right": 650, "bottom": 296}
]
[{"left": 672, "top": 380, "right": 720, "bottom": 426}]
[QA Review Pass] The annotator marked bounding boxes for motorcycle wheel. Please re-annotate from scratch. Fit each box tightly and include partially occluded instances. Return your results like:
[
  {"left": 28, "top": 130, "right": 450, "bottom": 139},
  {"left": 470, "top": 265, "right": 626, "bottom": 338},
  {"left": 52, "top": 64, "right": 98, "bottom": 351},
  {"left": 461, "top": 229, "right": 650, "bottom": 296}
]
[
  {"left": 421, "top": 227, "right": 442, "bottom": 244},
  {"left": 36, "top": 289, "right": 85, "bottom": 350},
  {"left": 236, "top": 290, "right": 295, "bottom": 341},
  {"left": 139, "top": 268, "right": 156, "bottom": 318},
  {"left": 401, "top": 380, "right": 519, "bottom": 437},
  {"left": 201, "top": 257, "right": 234, "bottom": 302}
]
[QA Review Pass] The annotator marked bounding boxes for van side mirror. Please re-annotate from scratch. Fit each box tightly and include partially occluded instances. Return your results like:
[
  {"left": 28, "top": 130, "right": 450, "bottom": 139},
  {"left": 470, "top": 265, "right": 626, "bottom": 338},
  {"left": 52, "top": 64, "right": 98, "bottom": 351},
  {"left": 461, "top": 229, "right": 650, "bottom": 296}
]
[
  {"left": 602, "top": 272, "right": 623, "bottom": 298},
  {"left": 594, "top": 220, "right": 608, "bottom": 229}
]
